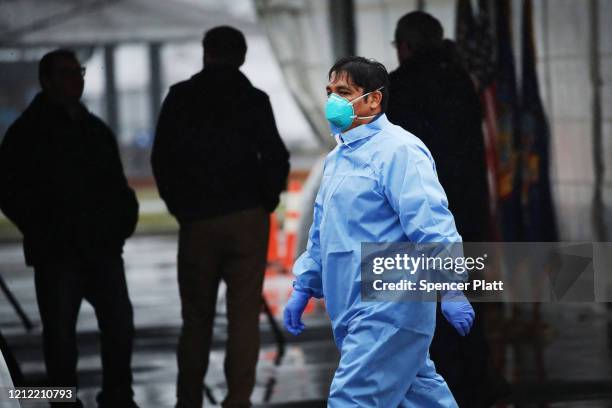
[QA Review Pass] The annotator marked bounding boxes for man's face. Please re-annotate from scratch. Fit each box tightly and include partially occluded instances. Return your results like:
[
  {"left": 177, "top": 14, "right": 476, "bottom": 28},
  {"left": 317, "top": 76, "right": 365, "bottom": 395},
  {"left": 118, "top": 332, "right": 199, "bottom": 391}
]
[
  {"left": 43, "top": 56, "right": 85, "bottom": 103},
  {"left": 326, "top": 70, "right": 380, "bottom": 132}
]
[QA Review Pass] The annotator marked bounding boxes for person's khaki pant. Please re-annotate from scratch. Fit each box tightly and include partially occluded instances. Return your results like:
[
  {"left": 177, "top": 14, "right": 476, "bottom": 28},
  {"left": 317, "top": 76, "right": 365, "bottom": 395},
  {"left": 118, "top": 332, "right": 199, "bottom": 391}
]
[{"left": 175, "top": 207, "right": 269, "bottom": 408}]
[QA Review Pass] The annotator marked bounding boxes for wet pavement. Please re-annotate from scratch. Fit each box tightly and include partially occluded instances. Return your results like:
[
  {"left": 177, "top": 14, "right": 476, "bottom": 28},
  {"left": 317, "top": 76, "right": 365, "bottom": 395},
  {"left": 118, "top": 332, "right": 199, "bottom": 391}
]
[{"left": 0, "top": 234, "right": 612, "bottom": 407}]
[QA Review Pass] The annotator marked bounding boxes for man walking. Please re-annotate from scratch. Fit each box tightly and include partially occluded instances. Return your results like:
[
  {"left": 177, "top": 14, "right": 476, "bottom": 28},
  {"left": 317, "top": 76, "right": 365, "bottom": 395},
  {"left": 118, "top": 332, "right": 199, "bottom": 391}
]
[
  {"left": 151, "top": 26, "right": 290, "bottom": 408},
  {"left": 284, "top": 56, "right": 474, "bottom": 407},
  {"left": 0, "top": 49, "right": 139, "bottom": 407}
]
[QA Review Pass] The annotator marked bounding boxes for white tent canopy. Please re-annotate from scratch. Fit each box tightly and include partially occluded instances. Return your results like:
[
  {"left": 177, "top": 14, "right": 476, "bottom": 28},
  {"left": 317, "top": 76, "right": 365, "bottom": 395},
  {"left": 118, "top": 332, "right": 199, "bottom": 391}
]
[{"left": 0, "top": 0, "right": 259, "bottom": 46}]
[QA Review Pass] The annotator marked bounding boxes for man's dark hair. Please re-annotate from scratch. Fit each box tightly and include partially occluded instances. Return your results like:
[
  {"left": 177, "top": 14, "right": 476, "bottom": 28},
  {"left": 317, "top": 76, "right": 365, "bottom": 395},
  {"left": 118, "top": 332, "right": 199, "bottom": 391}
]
[
  {"left": 328, "top": 56, "right": 390, "bottom": 112},
  {"left": 38, "top": 49, "right": 78, "bottom": 87},
  {"left": 395, "top": 11, "right": 444, "bottom": 54},
  {"left": 202, "top": 25, "right": 247, "bottom": 67}
]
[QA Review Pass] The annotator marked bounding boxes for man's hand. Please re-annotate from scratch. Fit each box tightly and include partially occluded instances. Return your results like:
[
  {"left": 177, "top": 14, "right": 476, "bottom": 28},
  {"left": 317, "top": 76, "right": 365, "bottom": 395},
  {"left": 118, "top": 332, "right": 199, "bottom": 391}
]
[
  {"left": 283, "top": 289, "right": 310, "bottom": 336},
  {"left": 441, "top": 290, "right": 475, "bottom": 336}
]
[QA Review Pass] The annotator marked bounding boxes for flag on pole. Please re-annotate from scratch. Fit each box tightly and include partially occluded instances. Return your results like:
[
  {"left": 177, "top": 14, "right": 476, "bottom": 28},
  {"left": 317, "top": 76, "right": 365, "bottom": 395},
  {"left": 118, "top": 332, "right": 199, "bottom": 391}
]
[
  {"left": 492, "top": 0, "right": 523, "bottom": 241},
  {"left": 455, "top": 0, "right": 522, "bottom": 241},
  {"left": 456, "top": 0, "right": 496, "bottom": 91},
  {"left": 456, "top": 0, "right": 499, "bottom": 240},
  {"left": 520, "top": 0, "right": 558, "bottom": 241}
]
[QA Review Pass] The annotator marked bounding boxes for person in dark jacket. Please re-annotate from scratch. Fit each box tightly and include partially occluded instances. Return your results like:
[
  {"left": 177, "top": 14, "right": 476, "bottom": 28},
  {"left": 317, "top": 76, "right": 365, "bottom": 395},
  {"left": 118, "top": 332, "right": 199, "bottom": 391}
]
[
  {"left": 0, "top": 49, "right": 139, "bottom": 407},
  {"left": 151, "top": 26, "right": 290, "bottom": 408},
  {"left": 388, "top": 13, "right": 489, "bottom": 242},
  {"left": 387, "top": 12, "right": 495, "bottom": 408}
]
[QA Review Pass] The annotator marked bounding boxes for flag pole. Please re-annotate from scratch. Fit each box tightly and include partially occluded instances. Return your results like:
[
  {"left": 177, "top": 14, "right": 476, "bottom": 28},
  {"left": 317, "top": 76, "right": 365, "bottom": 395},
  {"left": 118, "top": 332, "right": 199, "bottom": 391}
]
[{"left": 588, "top": 0, "right": 606, "bottom": 242}]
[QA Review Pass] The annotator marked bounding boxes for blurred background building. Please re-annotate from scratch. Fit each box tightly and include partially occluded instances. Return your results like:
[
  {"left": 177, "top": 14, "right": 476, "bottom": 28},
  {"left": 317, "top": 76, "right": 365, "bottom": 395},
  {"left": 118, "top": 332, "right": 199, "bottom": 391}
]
[{"left": 0, "top": 0, "right": 611, "bottom": 407}]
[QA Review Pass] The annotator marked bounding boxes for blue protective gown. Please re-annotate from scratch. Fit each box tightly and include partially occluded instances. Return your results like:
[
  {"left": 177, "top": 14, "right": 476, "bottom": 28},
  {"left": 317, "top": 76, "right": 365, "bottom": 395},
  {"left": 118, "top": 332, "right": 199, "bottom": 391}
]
[{"left": 293, "top": 114, "right": 460, "bottom": 407}]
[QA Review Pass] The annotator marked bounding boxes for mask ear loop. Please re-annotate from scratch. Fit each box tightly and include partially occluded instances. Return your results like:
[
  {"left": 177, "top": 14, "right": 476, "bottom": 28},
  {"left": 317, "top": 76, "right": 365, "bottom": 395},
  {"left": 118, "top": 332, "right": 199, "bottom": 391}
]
[{"left": 351, "top": 87, "right": 384, "bottom": 120}]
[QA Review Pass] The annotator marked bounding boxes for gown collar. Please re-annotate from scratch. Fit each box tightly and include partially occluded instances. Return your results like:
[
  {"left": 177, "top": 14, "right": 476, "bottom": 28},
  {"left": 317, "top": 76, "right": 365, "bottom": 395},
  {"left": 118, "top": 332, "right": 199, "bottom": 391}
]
[{"left": 337, "top": 113, "right": 389, "bottom": 146}]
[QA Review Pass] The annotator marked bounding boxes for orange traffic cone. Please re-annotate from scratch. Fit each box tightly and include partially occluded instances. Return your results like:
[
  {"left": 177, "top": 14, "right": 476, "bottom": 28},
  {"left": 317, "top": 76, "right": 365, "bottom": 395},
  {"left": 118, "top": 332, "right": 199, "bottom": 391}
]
[
  {"left": 266, "top": 212, "right": 281, "bottom": 277},
  {"left": 283, "top": 180, "right": 302, "bottom": 271}
]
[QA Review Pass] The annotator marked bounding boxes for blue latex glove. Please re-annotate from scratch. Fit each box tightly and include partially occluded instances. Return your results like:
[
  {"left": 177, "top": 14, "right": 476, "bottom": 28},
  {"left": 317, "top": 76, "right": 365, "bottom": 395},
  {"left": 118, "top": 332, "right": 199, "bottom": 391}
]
[
  {"left": 284, "top": 289, "right": 310, "bottom": 336},
  {"left": 441, "top": 290, "right": 475, "bottom": 336}
]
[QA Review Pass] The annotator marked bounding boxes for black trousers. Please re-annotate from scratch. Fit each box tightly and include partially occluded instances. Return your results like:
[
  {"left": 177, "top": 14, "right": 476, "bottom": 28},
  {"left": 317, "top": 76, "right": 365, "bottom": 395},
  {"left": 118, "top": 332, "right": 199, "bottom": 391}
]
[
  {"left": 176, "top": 207, "right": 269, "bottom": 408},
  {"left": 33, "top": 254, "right": 135, "bottom": 405}
]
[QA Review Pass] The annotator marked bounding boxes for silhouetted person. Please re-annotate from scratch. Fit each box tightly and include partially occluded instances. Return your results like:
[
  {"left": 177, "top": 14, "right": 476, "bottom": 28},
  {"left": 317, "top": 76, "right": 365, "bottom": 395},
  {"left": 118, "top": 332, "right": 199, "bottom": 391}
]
[
  {"left": 151, "top": 26, "right": 290, "bottom": 408},
  {"left": 387, "top": 12, "right": 494, "bottom": 407},
  {"left": 0, "top": 330, "right": 23, "bottom": 386},
  {"left": 0, "top": 49, "right": 139, "bottom": 408}
]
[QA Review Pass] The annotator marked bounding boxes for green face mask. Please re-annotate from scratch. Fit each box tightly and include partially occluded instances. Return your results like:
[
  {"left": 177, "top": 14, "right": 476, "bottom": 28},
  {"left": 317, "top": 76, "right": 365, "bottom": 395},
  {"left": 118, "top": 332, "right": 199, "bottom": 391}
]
[{"left": 325, "top": 87, "right": 383, "bottom": 134}]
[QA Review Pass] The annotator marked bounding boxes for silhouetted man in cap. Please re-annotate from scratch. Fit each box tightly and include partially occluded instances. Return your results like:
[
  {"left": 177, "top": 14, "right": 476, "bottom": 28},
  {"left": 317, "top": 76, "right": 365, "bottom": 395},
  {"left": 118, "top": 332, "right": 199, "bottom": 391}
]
[
  {"left": 0, "top": 49, "right": 139, "bottom": 407},
  {"left": 152, "top": 26, "right": 290, "bottom": 408}
]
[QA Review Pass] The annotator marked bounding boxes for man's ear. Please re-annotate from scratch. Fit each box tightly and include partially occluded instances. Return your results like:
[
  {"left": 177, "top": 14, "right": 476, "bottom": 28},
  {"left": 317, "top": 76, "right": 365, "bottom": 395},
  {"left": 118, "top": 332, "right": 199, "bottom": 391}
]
[{"left": 369, "top": 90, "right": 383, "bottom": 110}]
